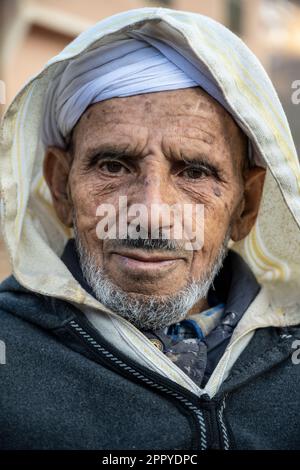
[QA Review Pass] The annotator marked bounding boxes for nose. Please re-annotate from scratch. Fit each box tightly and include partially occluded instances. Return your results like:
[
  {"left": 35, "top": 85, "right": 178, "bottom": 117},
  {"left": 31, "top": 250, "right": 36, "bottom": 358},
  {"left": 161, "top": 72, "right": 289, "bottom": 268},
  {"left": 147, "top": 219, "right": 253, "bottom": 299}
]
[{"left": 127, "top": 156, "right": 178, "bottom": 238}]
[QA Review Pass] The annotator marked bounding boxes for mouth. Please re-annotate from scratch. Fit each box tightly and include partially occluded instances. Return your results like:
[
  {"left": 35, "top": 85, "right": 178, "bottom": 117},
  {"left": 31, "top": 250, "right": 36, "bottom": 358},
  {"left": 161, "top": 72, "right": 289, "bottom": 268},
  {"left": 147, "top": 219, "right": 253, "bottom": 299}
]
[{"left": 110, "top": 249, "right": 185, "bottom": 274}]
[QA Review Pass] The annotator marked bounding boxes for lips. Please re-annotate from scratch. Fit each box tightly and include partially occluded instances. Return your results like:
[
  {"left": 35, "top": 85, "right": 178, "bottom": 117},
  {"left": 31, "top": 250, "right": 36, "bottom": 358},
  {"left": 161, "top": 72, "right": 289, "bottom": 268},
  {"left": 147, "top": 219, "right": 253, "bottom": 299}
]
[
  {"left": 110, "top": 249, "right": 184, "bottom": 274},
  {"left": 112, "top": 250, "right": 180, "bottom": 263}
]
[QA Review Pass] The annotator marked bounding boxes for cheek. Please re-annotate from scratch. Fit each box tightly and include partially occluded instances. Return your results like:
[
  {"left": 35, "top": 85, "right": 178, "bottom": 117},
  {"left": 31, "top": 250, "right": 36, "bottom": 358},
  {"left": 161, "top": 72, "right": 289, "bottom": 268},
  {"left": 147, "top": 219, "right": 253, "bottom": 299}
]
[
  {"left": 201, "top": 190, "right": 238, "bottom": 247},
  {"left": 188, "top": 193, "right": 238, "bottom": 279},
  {"left": 189, "top": 227, "right": 227, "bottom": 281},
  {"left": 70, "top": 172, "right": 122, "bottom": 226},
  {"left": 67, "top": 184, "right": 101, "bottom": 257},
  {"left": 177, "top": 180, "right": 217, "bottom": 205}
]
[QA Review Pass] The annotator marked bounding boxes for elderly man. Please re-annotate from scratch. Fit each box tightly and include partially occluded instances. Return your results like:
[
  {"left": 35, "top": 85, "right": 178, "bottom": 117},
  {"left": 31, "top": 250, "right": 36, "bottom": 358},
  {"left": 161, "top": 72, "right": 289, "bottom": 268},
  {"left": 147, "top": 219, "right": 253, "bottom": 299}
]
[{"left": 0, "top": 8, "right": 300, "bottom": 451}]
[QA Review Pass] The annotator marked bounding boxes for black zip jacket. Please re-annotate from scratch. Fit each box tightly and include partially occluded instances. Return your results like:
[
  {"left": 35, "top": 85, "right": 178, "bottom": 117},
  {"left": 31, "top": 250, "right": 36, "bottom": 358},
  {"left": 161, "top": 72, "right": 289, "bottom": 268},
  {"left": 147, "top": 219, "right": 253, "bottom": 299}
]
[{"left": 0, "top": 267, "right": 299, "bottom": 449}]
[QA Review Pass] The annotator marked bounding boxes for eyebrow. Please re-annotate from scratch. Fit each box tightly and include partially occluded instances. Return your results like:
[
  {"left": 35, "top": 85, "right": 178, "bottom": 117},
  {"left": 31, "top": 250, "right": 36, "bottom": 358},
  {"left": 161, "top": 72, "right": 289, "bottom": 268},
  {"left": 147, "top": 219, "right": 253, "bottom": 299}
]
[
  {"left": 84, "top": 146, "right": 132, "bottom": 168},
  {"left": 84, "top": 146, "right": 223, "bottom": 180}
]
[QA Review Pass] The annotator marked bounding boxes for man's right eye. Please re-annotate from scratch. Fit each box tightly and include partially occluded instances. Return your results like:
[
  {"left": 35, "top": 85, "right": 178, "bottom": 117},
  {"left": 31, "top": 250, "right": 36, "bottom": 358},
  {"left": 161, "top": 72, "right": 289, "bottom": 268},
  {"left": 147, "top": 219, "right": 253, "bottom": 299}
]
[{"left": 99, "top": 161, "right": 129, "bottom": 174}]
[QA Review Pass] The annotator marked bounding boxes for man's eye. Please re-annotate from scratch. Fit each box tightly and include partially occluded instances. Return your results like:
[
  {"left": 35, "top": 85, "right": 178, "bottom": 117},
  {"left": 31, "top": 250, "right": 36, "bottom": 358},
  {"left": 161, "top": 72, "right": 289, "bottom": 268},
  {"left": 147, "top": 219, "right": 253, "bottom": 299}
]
[
  {"left": 180, "top": 167, "right": 208, "bottom": 179},
  {"left": 99, "top": 161, "right": 128, "bottom": 174}
]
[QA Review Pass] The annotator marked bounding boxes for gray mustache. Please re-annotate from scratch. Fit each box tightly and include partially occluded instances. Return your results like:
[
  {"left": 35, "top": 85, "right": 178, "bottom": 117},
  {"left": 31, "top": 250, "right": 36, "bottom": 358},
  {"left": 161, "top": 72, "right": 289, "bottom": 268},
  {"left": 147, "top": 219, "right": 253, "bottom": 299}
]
[{"left": 113, "top": 236, "right": 184, "bottom": 252}]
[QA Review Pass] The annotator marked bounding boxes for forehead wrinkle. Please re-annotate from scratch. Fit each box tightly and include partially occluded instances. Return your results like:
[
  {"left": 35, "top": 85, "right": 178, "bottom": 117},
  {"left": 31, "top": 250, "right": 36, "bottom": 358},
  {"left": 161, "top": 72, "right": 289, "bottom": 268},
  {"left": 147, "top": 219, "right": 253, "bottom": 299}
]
[
  {"left": 82, "top": 137, "right": 146, "bottom": 160},
  {"left": 79, "top": 129, "right": 147, "bottom": 159},
  {"left": 77, "top": 121, "right": 148, "bottom": 153},
  {"left": 150, "top": 115, "right": 219, "bottom": 143},
  {"left": 161, "top": 137, "right": 215, "bottom": 162},
  {"left": 84, "top": 97, "right": 223, "bottom": 122},
  {"left": 80, "top": 117, "right": 147, "bottom": 131},
  {"left": 162, "top": 126, "right": 215, "bottom": 146}
]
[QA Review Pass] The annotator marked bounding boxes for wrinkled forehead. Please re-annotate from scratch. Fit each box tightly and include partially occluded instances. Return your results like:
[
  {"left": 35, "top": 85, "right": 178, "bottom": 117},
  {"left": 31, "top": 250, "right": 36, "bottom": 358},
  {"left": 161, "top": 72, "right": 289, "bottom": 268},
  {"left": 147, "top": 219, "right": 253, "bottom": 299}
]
[
  {"left": 67, "top": 89, "right": 249, "bottom": 176},
  {"left": 79, "top": 87, "right": 229, "bottom": 122},
  {"left": 73, "top": 87, "right": 240, "bottom": 138},
  {"left": 70, "top": 88, "right": 247, "bottom": 156}
]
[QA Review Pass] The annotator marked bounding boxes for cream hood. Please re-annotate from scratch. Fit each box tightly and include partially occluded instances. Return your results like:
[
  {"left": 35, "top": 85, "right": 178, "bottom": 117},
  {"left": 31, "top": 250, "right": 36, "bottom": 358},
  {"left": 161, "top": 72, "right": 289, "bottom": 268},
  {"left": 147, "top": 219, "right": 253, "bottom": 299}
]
[{"left": 1, "top": 6, "right": 300, "bottom": 321}]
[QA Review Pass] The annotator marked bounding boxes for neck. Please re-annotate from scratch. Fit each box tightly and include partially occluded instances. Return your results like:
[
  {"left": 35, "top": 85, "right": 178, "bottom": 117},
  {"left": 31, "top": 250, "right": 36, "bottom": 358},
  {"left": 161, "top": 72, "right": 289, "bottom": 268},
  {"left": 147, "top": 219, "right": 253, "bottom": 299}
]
[{"left": 187, "top": 297, "right": 210, "bottom": 317}]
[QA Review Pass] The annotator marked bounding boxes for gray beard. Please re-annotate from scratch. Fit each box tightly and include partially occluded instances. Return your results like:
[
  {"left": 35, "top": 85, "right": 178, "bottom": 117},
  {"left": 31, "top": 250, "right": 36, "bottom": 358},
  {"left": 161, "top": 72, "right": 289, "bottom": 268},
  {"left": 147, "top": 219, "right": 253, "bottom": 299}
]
[{"left": 73, "top": 222, "right": 230, "bottom": 331}]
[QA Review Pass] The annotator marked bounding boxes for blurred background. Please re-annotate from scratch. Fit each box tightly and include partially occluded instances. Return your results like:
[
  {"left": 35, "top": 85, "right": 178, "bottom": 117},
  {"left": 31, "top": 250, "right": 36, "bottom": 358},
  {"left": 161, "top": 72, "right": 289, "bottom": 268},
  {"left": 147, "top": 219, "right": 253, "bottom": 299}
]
[{"left": 1, "top": 0, "right": 300, "bottom": 281}]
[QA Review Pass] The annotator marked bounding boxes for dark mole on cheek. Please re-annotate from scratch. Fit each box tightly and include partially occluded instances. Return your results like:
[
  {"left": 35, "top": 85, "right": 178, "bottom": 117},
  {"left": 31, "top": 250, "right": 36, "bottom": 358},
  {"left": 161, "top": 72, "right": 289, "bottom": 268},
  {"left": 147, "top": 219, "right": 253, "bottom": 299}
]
[{"left": 213, "top": 186, "right": 222, "bottom": 197}]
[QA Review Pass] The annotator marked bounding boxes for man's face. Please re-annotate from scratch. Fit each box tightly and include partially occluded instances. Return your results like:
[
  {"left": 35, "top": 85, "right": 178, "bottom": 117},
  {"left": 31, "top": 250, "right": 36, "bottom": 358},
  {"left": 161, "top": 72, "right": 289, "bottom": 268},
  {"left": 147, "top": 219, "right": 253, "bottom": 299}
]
[{"left": 44, "top": 88, "right": 265, "bottom": 328}]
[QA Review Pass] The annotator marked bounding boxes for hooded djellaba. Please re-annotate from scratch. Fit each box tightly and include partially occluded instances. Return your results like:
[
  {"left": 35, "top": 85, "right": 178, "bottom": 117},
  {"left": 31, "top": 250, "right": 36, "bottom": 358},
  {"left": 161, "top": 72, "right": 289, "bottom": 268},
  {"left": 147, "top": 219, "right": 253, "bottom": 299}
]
[{"left": 0, "top": 7, "right": 300, "bottom": 451}]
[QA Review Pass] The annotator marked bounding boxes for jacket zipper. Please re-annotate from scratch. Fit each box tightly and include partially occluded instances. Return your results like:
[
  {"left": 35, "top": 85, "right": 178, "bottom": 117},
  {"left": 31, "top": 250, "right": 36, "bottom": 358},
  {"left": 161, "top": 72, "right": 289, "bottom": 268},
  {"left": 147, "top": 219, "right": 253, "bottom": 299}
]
[{"left": 68, "top": 318, "right": 231, "bottom": 450}]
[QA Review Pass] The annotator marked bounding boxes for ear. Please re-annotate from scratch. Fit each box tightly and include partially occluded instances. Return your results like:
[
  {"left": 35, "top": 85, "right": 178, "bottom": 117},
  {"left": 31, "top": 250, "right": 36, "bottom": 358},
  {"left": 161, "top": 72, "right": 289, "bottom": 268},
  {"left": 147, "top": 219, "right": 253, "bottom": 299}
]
[
  {"left": 43, "top": 146, "right": 73, "bottom": 227},
  {"left": 231, "top": 166, "right": 266, "bottom": 242}
]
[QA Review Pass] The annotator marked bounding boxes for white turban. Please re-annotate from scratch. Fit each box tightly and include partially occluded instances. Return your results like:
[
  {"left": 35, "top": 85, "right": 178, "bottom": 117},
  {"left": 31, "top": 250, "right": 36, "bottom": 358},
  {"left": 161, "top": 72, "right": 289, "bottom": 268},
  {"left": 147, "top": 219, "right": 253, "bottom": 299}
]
[{"left": 41, "top": 35, "right": 235, "bottom": 148}]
